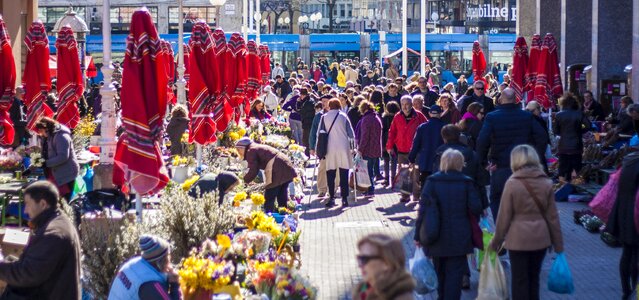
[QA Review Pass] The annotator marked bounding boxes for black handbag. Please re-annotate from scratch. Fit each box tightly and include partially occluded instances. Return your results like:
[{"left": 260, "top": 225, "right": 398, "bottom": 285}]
[{"left": 315, "top": 113, "right": 339, "bottom": 160}]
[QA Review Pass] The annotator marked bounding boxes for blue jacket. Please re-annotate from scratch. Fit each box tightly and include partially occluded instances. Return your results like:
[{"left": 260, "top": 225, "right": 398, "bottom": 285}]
[
  {"left": 108, "top": 257, "right": 166, "bottom": 300},
  {"left": 309, "top": 111, "right": 324, "bottom": 150},
  {"left": 408, "top": 118, "right": 446, "bottom": 172},
  {"left": 476, "top": 104, "right": 547, "bottom": 169},
  {"left": 415, "top": 171, "right": 482, "bottom": 257}
]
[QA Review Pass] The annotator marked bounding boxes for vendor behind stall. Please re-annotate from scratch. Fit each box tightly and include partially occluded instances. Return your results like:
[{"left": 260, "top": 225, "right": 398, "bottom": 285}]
[
  {"left": 188, "top": 171, "right": 240, "bottom": 205},
  {"left": 235, "top": 138, "right": 297, "bottom": 213}
]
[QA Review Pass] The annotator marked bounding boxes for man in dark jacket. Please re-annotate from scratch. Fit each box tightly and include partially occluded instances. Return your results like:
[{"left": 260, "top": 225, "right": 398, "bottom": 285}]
[
  {"left": 0, "top": 181, "right": 81, "bottom": 299},
  {"left": 298, "top": 89, "right": 317, "bottom": 156},
  {"left": 9, "top": 87, "right": 29, "bottom": 148},
  {"left": 553, "top": 94, "right": 592, "bottom": 181},
  {"left": 410, "top": 76, "right": 439, "bottom": 107},
  {"left": 409, "top": 105, "right": 447, "bottom": 199},
  {"left": 476, "top": 88, "right": 547, "bottom": 219},
  {"left": 273, "top": 75, "right": 292, "bottom": 101},
  {"left": 457, "top": 81, "right": 495, "bottom": 115}
]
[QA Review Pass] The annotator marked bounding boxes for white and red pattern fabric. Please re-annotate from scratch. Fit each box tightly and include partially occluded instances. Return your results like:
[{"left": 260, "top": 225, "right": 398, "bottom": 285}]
[
  {"left": 525, "top": 34, "right": 542, "bottom": 100},
  {"left": 259, "top": 44, "right": 271, "bottom": 86},
  {"left": 511, "top": 36, "right": 528, "bottom": 104},
  {"left": 533, "top": 33, "right": 563, "bottom": 109},
  {"left": 471, "top": 41, "right": 488, "bottom": 91},
  {"left": 23, "top": 21, "right": 53, "bottom": 132},
  {"left": 225, "top": 33, "right": 248, "bottom": 109},
  {"left": 246, "top": 40, "right": 262, "bottom": 101},
  {"left": 54, "top": 26, "right": 83, "bottom": 129},
  {"left": 211, "top": 29, "right": 234, "bottom": 132},
  {"left": 0, "top": 16, "right": 16, "bottom": 146}
]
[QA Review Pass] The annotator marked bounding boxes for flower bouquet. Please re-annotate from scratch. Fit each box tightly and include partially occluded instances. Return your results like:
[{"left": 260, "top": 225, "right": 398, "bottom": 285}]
[
  {"left": 263, "top": 134, "right": 291, "bottom": 149},
  {"left": 180, "top": 132, "right": 197, "bottom": 157},
  {"left": 178, "top": 237, "right": 236, "bottom": 300},
  {"left": 171, "top": 155, "right": 196, "bottom": 183},
  {"left": 246, "top": 211, "right": 282, "bottom": 238},
  {"left": 217, "top": 125, "right": 247, "bottom": 148},
  {"left": 0, "top": 148, "right": 22, "bottom": 172}
]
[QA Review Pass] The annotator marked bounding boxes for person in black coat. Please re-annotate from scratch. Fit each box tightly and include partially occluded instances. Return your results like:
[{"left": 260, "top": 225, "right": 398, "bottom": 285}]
[
  {"left": 188, "top": 172, "right": 240, "bottom": 204},
  {"left": 607, "top": 151, "right": 639, "bottom": 299},
  {"left": 273, "top": 76, "right": 292, "bottom": 101},
  {"left": 9, "top": 87, "right": 30, "bottom": 148},
  {"left": 581, "top": 91, "right": 605, "bottom": 122},
  {"left": 414, "top": 149, "right": 482, "bottom": 300},
  {"left": 382, "top": 101, "right": 400, "bottom": 186},
  {"left": 457, "top": 102, "right": 484, "bottom": 150},
  {"left": 456, "top": 81, "right": 495, "bottom": 115},
  {"left": 553, "top": 94, "right": 592, "bottom": 182},
  {"left": 476, "top": 88, "right": 547, "bottom": 220},
  {"left": 410, "top": 77, "right": 440, "bottom": 107},
  {"left": 408, "top": 105, "right": 447, "bottom": 189}
]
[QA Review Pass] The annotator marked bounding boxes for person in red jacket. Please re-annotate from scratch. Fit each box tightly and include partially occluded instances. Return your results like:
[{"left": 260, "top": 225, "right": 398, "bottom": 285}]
[{"left": 386, "top": 95, "right": 427, "bottom": 202}]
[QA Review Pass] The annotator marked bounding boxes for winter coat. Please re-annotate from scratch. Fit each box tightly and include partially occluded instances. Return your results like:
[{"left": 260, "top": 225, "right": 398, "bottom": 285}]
[
  {"left": 355, "top": 111, "right": 383, "bottom": 158},
  {"left": 319, "top": 109, "right": 354, "bottom": 170},
  {"left": 166, "top": 116, "right": 189, "bottom": 156},
  {"left": 352, "top": 271, "right": 416, "bottom": 300},
  {"left": 440, "top": 108, "right": 461, "bottom": 125},
  {"left": 410, "top": 89, "right": 439, "bottom": 107},
  {"left": 432, "top": 142, "right": 489, "bottom": 208},
  {"left": 312, "top": 69, "right": 324, "bottom": 82},
  {"left": 345, "top": 68, "right": 359, "bottom": 84},
  {"left": 337, "top": 70, "right": 346, "bottom": 88},
  {"left": 458, "top": 113, "right": 482, "bottom": 149},
  {"left": 383, "top": 92, "right": 402, "bottom": 105},
  {"left": 583, "top": 100, "right": 605, "bottom": 122},
  {"left": 309, "top": 111, "right": 324, "bottom": 150},
  {"left": 386, "top": 110, "right": 428, "bottom": 154},
  {"left": 243, "top": 143, "right": 297, "bottom": 189},
  {"left": 281, "top": 96, "right": 301, "bottom": 121},
  {"left": 329, "top": 68, "right": 338, "bottom": 84},
  {"left": 361, "top": 75, "right": 379, "bottom": 87},
  {"left": 476, "top": 104, "right": 547, "bottom": 168},
  {"left": 553, "top": 109, "right": 592, "bottom": 154},
  {"left": 298, "top": 97, "right": 317, "bottom": 129},
  {"left": 607, "top": 152, "right": 639, "bottom": 245},
  {"left": 45, "top": 125, "right": 80, "bottom": 186},
  {"left": 0, "top": 208, "right": 81, "bottom": 300},
  {"left": 385, "top": 66, "right": 399, "bottom": 80},
  {"left": 249, "top": 108, "right": 272, "bottom": 121},
  {"left": 273, "top": 81, "right": 292, "bottom": 100},
  {"left": 457, "top": 93, "right": 495, "bottom": 115},
  {"left": 347, "top": 107, "right": 361, "bottom": 130},
  {"left": 408, "top": 118, "right": 446, "bottom": 172},
  {"left": 490, "top": 167, "right": 564, "bottom": 252},
  {"left": 415, "top": 171, "right": 482, "bottom": 257},
  {"left": 382, "top": 114, "right": 394, "bottom": 151}
]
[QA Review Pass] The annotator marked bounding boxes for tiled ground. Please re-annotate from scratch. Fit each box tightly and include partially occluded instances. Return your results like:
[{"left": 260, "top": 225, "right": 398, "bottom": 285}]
[{"left": 298, "top": 170, "right": 624, "bottom": 299}]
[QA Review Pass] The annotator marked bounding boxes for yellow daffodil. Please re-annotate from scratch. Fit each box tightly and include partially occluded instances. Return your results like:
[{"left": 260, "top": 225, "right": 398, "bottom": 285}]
[
  {"left": 234, "top": 192, "right": 248, "bottom": 202},
  {"left": 238, "top": 128, "right": 247, "bottom": 137},
  {"left": 251, "top": 193, "right": 265, "bottom": 206},
  {"left": 229, "top": 132, "right": 240, "bottom": 141},
  {"left": 216, "top": 234, "right": 231, "bottom": 249}
]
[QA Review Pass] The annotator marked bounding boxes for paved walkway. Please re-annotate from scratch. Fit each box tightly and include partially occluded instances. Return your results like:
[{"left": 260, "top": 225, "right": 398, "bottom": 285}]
[{"left": 298, "top": 175, "right": 623, "bottom": 299}]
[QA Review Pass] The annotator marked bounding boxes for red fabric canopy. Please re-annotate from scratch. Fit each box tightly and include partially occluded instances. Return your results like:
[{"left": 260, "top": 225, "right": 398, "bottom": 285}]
[
  {"left": 246, "top": 40, "right": 262, "bottom": 101},
  {"left": 212, "top": 29, "right": 233, "bottom": 132},
  {"left": 471, "top": 41, "right": 488, "bottom": 91},
  {"left": 159, "top": 40, "right": 176, "bottom": 105},
  {"left": 226, "top": 33, "right": 248, "bottom": 109},
  {"left": 187, "top": 22, "right": 219, "bottom": 145},
  {"left": 511, "top": 36, "right": 529, "bottom": 104},
  {"left": 23, "top": 21, "right": 53, "bottom": 132},
  {"left": 525, "top": 34, "right": 542, "bottom": 101},
  {"left": 54, "top": 26, "right": 83, "bottom": 129},
  {"left": 0, "top": 17, "right": 16, "bottom": 146},
  {"left": 533, "top": 33, "right": 563, "bottom": 109},
  {"left": 113, "top": 9, "right": 169, "bottom": 196},
  {"left": 259, "top": 44, "right": 271, "bottom": 86},
  {"left": 183, "top": 43, "right": 191, "bottom": 90},
  {"left": 86, "top": 56, "right": 97, "bottom": 78}
]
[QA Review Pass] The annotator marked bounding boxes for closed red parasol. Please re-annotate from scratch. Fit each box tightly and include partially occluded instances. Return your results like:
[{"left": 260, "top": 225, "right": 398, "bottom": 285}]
[
  {"left": 187, "top": 22, "right": 219, "bottom": 145},
  {"left": 226, "top": 33, "right": 248, "bottom": 109},
  {"left": 259, "top": 44, "right": 271, "bottom": 86},
  {"left": 183, "top": 43, "right": 191, "bottom": 90},
  {"left": 113, "top": 9, "right": 169, "bottom": 195},
  {"left": 23, "top": 21, "right": 53, "bottom": 132},
  {"left": 211, "top": 29, "right": 234, "bottom": 132},
  {"left": 0, "top": 17, "right": 16, "bottom": 146},
  {"left": 533, "top": 33, "right": 563, "bottom": 109},
  {"left": 246, "top": 40, "right": 262, "bottom": 101},
  {"left": 471, "top": 41, "right": 488, "bottom": 90},
  {"left": 511, "top": 36, "right": 529, "bottom": 103},
  {"left": 525, "top": 34, "right": 542, "bottom": 100},
  {"left": 159, "top": 40, "right": 176, "bottom": 105},
  {"left": 54, "top": 26, "right": 83, "bottom": 129}
]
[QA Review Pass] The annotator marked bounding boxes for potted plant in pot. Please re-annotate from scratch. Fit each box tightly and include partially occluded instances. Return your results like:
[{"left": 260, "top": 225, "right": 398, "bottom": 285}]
[{"left": 171, "top": 155, "right": 195, "bottom": 183}]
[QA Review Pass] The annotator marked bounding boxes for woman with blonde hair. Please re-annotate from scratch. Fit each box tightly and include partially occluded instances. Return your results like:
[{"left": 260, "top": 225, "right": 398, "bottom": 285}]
[
  {"left": 414, "top": 148, "right": 482, "bottom": 300},
  {"left": 489, "top": 144, "right": 564, "bottom": 300},
  {"left": 353, "top": 233, "right": 415, "bottom": 300}
]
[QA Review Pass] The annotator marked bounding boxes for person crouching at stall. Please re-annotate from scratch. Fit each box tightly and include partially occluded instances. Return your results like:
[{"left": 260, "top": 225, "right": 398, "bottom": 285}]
[
  {"left": 108, "top": 235, "right": 182, "bottom": 300},
  {"left": 235, "top": 138, "right": 297, "bottom": 213},
  {"left": 188, "top": 171, "right": 240, "bottom": 205},
  {"left": 34, "top": 117, "right": 79, "bottom": 201}
]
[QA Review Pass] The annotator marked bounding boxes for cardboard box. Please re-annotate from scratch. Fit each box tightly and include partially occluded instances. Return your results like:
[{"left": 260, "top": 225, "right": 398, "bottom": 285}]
[{"left": 0, "top": 228, "right": 30, "bottom": 294}]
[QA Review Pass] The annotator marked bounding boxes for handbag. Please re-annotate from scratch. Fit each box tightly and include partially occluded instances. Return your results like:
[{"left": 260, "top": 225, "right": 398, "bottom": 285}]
[
  {"left": 477, "top": 249, "right": 509, "bottom": 300},
  {"left": 315, "top": 113, "right": 339, "bottom": 160},
  {"left": 588, "top": 168, "right": 621, "bottom": 222}
]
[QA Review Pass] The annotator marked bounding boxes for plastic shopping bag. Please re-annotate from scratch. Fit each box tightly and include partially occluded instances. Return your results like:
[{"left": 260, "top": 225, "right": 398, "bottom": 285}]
[
  {"left": 394, "top": 165, "right": 413, "bottom": 195},
  {"left": 477, "top": 229, "right": 496, "bottom": 269},
  {"left": 354, "top": 157, "right": 371, "bottom": 188},
  {"left": 477, "top": 250, "right": 508, "bottom": 300},
  {"left": 547, "top": 253, "right": 575, "bottom": 294},
  {"left": 409, "top": 249, "right": 438, "bottom": 295}
]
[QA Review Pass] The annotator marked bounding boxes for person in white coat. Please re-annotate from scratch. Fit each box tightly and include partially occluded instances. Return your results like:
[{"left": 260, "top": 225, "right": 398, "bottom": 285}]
[{"left": 320, "top": 98, "right": 355, "bottom": 208}]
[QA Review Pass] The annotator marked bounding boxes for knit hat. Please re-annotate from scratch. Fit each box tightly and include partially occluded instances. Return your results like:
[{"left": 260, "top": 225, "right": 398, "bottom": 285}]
[
  {"left": 235, "top": 137, "right": 252, "bottom": 149},
  {"left": 429, "top": 105, "right": 443, "bottom": 115},
  {"left": 139, "top": 235, "right": 170, "bottom": 263}
]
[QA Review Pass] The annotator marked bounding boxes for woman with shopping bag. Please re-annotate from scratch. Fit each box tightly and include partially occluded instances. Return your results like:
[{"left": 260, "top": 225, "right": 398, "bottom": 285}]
[
  {"left": 414, "top": 149, "right": 482, "bottom": 300},
  {"left": 489, "top": 144, "right": 565, "bottom": 300},
  {"left": 355, "top": 100, "right": 382, "bottom": 197}
]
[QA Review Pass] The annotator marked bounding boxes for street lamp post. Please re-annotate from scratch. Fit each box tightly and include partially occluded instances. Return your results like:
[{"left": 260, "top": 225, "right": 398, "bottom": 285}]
[
  {"left": 284, "top": 16, "right": 290, "bottom": 33},
  {"left": 254, "top": 12, "right": 262, "bottom": 44},
  {"left": 420, "top": 0, "right": 426, "bottom": 75},
  {"left": 52, "top": 6, "right": 90, "bottom": 84},
  {"left": 100, "top": 0, "right": 116, "bottom": 165},
  {"left": 298, "top": 15, "right": 306, "bottom": 34},
  {"left": 401, "top": 0, "right": 407, "bottom": 75}
]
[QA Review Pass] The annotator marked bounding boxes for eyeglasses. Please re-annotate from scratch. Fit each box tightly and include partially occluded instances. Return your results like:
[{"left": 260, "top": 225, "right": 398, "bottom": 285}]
[
  {"left": 418, "top": 81, "right": 427, "bottom": 84},
  {"left": 356, "top": 255, "right": 382, "bottom": 267},
  {"left": 474, "top": 87, "right": 484, "bottom": 90}
]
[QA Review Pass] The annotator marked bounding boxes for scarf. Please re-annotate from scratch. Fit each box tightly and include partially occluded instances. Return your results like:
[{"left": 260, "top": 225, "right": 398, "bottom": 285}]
[{"left": 462, "top": 111, "right": 479, "bottom": 121}]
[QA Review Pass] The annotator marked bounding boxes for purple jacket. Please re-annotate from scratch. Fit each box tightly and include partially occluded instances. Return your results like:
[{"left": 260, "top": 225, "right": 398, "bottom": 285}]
[{"left": 355, "top": 111, "right": 383, "bottom": 158}]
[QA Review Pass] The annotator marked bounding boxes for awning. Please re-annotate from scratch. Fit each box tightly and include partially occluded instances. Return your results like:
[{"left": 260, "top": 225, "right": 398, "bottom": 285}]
[
  {"left": 383, "top": 47, "right": 431, "bottom": 63},
  {"left": 49, "top": 55, "right": 96, "bottom": 78}
]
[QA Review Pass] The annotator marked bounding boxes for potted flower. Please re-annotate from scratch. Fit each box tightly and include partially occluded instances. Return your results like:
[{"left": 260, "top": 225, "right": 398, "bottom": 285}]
[{"left": 171, "top": 155, "right": 195, "bottom": 183}]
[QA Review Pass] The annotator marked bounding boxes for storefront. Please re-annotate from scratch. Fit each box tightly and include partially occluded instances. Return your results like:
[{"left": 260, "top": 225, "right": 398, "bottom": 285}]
[
  {"left": 429, "top": 0, "right": 516, "bottom": 34},
  {"left": 309, "top": 34, "right": 360, "bottom": 64}
]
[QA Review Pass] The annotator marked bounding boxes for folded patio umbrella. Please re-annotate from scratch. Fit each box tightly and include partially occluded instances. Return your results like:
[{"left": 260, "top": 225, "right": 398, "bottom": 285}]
[
  {"left": 226, "top": 33, "right": 248, "bottom": 109},
  {"left": 113, "top": 9, "right": 169, "bottom": 195},
  {"left": 246, "top": 40, "right": 262, "bottom": 101},
  {"left": 183, "top": 43, "right": 191, "bottom": 91},
  {"left": 210, "top": 29, "right": 234, "bottom": 132},
  {"left": 525, "top": 34, "right": 542, "bottom": 100},
  {"left": 511, "top": 36, "right": 528, "bottom": 103},
  {"left": 471, "top": 41, "right": 488, "bottom": 91},
  {"left": 0, "top": 17, "right": 16, "bottom": 146},
  {"left": 54, "top": 26, "right": 83, "bottom": 129},
  {"left": 187, "top": 22, "right": 219, "bottom": 145},
  {"left": 23, "top": 21, "right": 53, "bottom": 132},
  {"left": 259, "top": 44, "right": 271, "bottom": 86},
  {"left": 159, "top": 39, "right": 176, "bottom": 105},
  {"left": 533, "top": 33, "right": 563, "bottom": 109}
]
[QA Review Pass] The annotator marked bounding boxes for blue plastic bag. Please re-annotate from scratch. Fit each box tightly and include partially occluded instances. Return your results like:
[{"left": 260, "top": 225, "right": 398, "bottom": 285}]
[
  {"left": 410, "top": 249, "right": 438, "bottom": 295},
  {"left": 548, "top": 253, "right": 575, "bottom": 294}
]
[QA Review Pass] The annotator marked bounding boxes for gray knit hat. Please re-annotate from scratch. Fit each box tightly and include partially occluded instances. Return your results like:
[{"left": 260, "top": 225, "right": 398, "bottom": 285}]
[
  {"left": 235, "top": 137, "right": 252, "bottom": 149},
  {"left": 139, "top": 235, "right": 170, "bottom": 263}
]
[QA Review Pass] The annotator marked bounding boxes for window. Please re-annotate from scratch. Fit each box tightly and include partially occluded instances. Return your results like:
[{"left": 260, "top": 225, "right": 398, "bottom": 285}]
[
  {"left": 38, "top": 7, "right": 86, "bottom": 24},
  {"left": 347, "top": 4, "right": 353, "bottom": 17},
  {"left": 110, "top": 7, "right": 158, "bottom": 23},
  {"left": 168, "top": 7, "right": 217, "bottom": 24},
  {"left": 340, "top": 4, "right": 346, "bottom": 17}
]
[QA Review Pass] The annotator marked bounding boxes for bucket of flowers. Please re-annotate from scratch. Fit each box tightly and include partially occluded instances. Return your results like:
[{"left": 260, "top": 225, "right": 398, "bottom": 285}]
[
  {"left": 171, "top": 155, "right": 196, "bottom": 183},
  {"left": 0, "top": 148, "right": 22, "bottom": 173}
]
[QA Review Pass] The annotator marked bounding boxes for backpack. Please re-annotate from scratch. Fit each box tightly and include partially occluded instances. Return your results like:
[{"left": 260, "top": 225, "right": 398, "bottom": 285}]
[{"left": 316, "top": 113, "right": 339, "bottom": 160}]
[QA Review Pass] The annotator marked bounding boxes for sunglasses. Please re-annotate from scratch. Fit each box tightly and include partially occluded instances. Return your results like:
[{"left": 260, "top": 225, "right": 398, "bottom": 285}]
[
  {"left": 474, "top": 87, "right": 484, "bottom": 90},
  {"left": 356, "top": 255, "right": 382, "bottom": 267}
]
